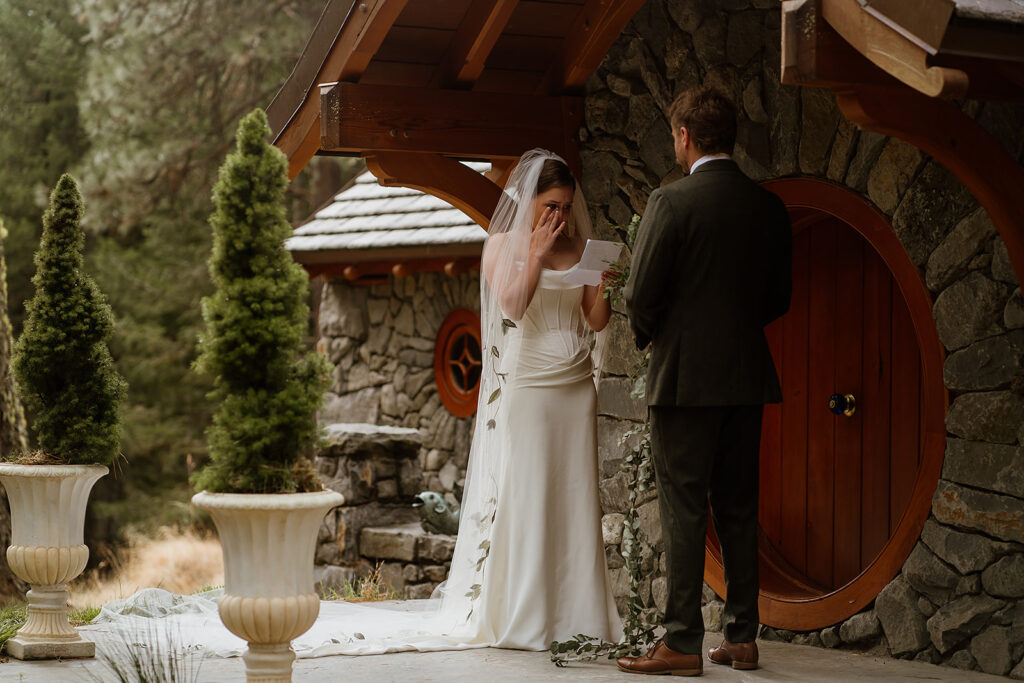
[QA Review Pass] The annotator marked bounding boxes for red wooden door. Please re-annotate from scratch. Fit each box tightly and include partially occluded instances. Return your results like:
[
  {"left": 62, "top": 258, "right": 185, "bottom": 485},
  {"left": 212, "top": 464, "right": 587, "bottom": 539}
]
[{"left": 758, "top": 215, "right": 924, "bottom": 593}]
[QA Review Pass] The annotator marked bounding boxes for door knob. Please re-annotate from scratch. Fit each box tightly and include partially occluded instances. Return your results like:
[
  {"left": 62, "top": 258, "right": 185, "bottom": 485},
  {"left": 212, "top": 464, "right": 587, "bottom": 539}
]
[{"left": 828, "top": 393, "right": 856, "bottom": 417}]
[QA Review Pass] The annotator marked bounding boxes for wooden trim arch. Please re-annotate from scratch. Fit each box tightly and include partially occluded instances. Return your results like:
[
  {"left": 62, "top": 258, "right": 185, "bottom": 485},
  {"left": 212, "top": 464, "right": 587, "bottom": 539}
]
[
  {"left": 834, "top": 85, "right": 1024, "bottom": 293},
  {"left": 702, "top": 178, "right": 948, "bottom": 631}
]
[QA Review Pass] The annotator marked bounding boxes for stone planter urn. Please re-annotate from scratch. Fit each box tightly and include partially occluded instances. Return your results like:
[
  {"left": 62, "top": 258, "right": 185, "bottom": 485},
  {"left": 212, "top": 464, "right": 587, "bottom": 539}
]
[
  {"left": 193, "top": 489, "right": 344, "bottom": 683},
  {"left": 0, "top": 463, "right": 107, "bottom": 660}
]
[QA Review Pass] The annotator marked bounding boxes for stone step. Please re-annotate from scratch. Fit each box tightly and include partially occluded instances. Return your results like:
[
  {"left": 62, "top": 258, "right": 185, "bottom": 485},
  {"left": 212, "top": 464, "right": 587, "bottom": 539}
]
[{"left": 360, "top": 523, "right": 456, "bottom": 563}]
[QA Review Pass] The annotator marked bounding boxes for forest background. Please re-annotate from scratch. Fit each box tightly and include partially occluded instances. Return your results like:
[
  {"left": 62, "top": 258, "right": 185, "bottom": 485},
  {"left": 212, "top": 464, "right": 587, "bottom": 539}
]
[{"left": 0, "top": 0, "right": 359, "bottom": 569}]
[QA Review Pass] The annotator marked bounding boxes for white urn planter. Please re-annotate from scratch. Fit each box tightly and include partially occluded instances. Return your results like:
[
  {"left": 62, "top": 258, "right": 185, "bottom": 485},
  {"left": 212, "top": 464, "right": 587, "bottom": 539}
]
[
  {"left": 193, "top": 489, "right": 344, "bottom": 682},
  {"left": 0, "top": 463, "right": 107, "bottom": 660}
]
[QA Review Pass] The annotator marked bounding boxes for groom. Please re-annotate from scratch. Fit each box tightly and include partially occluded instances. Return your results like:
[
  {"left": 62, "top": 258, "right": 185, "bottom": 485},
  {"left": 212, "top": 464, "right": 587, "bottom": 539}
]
[{"left": 619, "top": 86, "right": 792, "bottom": 676}]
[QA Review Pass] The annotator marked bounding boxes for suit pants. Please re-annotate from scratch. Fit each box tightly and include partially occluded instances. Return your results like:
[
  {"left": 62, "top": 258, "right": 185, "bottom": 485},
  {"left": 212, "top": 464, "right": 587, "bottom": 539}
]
[{"left": 649, "top": 404, "right": 763, "bottom": 654}]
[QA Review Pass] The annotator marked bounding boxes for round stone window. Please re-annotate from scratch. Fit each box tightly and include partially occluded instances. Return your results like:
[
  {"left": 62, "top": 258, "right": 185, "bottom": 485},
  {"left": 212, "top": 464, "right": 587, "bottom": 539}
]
[{"left": 434, "top": 308, "right": 482, "bottom": 418}]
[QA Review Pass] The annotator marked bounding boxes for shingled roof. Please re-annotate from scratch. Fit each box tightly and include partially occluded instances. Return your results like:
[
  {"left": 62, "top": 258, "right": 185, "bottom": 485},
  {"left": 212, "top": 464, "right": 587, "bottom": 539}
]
[{"left": 287, "top": 162, "right": 489, "bottom": 255}]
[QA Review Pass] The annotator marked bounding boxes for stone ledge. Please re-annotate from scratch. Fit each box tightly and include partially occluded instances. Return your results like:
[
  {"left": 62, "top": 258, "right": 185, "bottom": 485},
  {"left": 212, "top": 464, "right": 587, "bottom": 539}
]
[
  {"left": 359, "top": 523, "right": 456, "bottom": 563},
  {"left": 320, "top": 422, "right": 422, "bottom": 460}
]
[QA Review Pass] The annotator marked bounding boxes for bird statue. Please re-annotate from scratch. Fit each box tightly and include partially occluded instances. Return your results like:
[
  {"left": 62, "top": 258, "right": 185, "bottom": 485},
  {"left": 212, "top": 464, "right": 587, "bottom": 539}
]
[{"left": 412, "top": 491, "right": 460, "bottom": 535}]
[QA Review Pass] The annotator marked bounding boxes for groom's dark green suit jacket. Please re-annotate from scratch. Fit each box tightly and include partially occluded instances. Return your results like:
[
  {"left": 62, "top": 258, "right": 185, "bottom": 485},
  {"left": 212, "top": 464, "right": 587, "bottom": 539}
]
[{"left": 624, "top": 159, "right": 792, "bottom": 407}]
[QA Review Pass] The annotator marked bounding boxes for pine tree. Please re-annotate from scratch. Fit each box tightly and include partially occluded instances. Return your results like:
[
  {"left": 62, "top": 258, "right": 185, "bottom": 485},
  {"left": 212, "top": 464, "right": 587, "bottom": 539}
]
[
  {"left": 0, "top": 0, "right": 89, "bottom": 337},
  {"left": 11, "top": 175, "right": 126, "bottom": 464},
  {"left": 193, "top": 110, "right": 329, "bottom": 494},
  {"left": 0, "top": 220, "right": 28, "bottom": 458},
  {"left": 0, "top": 219, "right": 28, "bottom": 595},
  {"left": 70, "top": 0, "right": 344, "bottom": 524}
]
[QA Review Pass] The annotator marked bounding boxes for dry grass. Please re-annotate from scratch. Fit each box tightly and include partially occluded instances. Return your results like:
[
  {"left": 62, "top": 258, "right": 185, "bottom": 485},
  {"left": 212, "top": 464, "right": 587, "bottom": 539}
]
[
  {"left": 3, "top": 450, "right": 63, "bottom": 465},
  {"left": 321, "top": 562, "right": 402, "bottom": 602},
  {"left": 69, "top": 527, "right": 223, "bottom": 609}
]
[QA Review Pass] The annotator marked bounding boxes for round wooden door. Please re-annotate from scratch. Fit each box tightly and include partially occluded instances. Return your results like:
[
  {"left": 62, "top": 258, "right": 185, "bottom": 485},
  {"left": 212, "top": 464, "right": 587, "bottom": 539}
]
[{"left": 704, "top": 179, "right": 947, "bottom": 630}]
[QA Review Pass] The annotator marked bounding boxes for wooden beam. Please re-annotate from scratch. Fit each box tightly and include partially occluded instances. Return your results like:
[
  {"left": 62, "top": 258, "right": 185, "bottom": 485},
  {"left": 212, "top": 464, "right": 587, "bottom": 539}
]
[
  {"left": 291, "top": 242, "right": 483, "bottom": 266},
  {"left": 303, "top": 257, "right": 482, "bottom": 283},
  {"left": 444, "top": 258, "right": 480, "bottom": 278},
  {"left": 485, "top": 159, "right": 517, "bottom": 189},
  {"left": 270, "top": 0, "right": 410, "bottom": 178},
  {"left": 320, "top": 82, "right": 583, "bottom": 161},
  {"left": 783, "top": 2, "right": 1024, "bottom": 101},
  {"left": 439, "top": 0, "right": 519, "bottom": 88},
  {"left": 859, "top": 0, "right": 953, "bottom": 54},
  {"left": 821, "top": 0, "right": 967, "bottom": 98},
  {"left": 834, "top": 85, "right": 1024, "bottom": 291},
  {"left": 782, "top": 0, "right": 901, "bottom": 89},
  {"left": 540, "top": 0, "right": 647, "bottom": 94},
  {"left": 365, "top": 152, "right": 503, "bottom": 229}
]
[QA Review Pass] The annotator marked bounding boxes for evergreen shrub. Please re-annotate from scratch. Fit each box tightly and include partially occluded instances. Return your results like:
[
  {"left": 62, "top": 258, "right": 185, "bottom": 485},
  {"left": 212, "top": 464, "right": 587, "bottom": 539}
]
[
  {"left": 192, "top": 109, "right": 329, "bottom": 494},
  {"left": 10, "top": 175, "right": 125, "bottom": 464}
]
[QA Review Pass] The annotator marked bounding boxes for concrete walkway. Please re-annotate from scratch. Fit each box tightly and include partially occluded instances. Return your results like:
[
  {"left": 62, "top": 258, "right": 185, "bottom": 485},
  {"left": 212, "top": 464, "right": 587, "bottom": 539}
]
[{"left": 0, "top": 634, "right": 1008, "bottom": 682}]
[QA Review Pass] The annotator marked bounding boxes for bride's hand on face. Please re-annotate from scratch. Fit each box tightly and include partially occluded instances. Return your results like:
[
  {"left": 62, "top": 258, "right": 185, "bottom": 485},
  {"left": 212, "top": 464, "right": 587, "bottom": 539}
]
[{"left": 529, "top": 207, "right": 564, "bottom": 262}]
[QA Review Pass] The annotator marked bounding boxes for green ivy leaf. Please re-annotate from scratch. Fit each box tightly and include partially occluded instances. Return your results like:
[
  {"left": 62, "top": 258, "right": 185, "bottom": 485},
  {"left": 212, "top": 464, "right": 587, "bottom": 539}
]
[{"left": 488, "top": 388, "right": 501, "bottom": 404}]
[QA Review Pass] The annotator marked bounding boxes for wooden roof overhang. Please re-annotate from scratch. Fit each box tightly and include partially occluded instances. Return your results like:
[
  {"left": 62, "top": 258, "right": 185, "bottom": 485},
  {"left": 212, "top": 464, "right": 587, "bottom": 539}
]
[
  {"left": 269, "top": 0, "right": 648, "bottom": 260},
  {"left": 782, "top": 0, "right": 1024, "bottom": 293}
]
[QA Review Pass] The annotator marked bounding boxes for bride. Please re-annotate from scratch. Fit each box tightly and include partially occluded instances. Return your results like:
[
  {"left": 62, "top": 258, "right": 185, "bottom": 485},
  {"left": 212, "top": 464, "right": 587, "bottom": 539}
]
[{"left": 91, "top": 149, "right": 622, "bottom": 656}]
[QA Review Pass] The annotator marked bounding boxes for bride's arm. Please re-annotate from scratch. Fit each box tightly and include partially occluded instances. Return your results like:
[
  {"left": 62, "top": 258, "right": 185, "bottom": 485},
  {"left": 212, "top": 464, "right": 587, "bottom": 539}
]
[
  {"left": 582, "top": 273, "right": 612, "bottom": 332},
  {"left": 482, "top": 208, "right": 563, "bottom": 321}
]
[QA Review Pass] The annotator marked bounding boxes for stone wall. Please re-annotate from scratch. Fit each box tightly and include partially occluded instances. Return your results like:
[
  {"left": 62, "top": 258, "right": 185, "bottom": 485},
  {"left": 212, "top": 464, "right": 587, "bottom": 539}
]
[
  {"left": 359, "top": 523, "right": 455, "bottom": 599},
  {"left": 582, "top": 0, "right": 1024, "bottom": 677},
  {"left": 312, "top": 270, "right": 480, "bottom": 594},
  {"left": 316, "top": 270, "right": 481, "bottom": 502}
]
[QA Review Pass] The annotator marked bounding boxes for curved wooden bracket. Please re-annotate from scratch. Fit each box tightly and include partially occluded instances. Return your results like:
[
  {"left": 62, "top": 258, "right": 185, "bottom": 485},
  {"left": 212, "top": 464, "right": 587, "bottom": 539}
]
[
  {"left": 835, "top": 85, "right": 1024, "bottom": 290},
  {"left": 365, "top": 152, "right": 503, "bottom": 229},
  {"left": 822, "top": 0, "right": 967, "bottom": 98}
]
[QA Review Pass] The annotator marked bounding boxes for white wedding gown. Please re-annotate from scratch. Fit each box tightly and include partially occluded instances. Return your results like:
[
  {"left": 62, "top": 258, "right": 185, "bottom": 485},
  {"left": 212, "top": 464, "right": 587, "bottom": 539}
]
[{"left": 87, "top": 268, "right": 621, "bottom": 658}]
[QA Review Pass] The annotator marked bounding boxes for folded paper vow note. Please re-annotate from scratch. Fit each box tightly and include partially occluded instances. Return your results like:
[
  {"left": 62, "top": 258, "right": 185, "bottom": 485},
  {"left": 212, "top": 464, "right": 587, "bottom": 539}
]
[{"left": 562, "top": 239, "right": 624, "bottom": 286}]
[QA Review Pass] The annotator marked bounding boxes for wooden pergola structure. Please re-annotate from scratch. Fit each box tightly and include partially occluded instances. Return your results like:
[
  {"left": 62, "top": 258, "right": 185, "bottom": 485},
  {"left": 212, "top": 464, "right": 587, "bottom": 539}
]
[{"left": 268, "top": 0, "right": 647, "bottom": 236}]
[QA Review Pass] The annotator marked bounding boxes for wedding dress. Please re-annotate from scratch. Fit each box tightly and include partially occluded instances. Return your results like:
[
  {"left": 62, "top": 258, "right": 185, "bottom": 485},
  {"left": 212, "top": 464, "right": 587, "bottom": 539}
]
[{"left": 88, "top": 149, "right": 621, "bottom": 659}]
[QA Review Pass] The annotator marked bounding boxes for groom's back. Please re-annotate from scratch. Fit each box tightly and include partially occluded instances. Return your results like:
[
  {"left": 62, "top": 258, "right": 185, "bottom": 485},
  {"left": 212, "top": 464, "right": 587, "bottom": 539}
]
[{"left": 648, "top": 160, "right": 791, "bottom": 406}]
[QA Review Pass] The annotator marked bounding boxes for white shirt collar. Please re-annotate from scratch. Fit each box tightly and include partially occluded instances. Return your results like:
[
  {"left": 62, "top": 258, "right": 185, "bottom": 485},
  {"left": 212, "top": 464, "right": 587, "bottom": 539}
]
[{"left": 689, "top": 153, "right": 732, "bottom": 174}]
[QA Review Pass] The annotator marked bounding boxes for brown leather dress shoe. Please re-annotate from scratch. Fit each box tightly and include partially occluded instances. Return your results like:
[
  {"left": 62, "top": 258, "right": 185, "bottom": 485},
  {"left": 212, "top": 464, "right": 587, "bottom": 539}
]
[
  {"left": 708, "top": 639, "right": 759, "bottom": 670},
  {"left": 616, "top": 640, "right": 703, "bottom": 676}
]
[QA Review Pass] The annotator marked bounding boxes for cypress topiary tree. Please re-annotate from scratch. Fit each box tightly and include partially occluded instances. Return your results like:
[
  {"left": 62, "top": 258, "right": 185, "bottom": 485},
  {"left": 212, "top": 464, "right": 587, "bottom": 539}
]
[
  {"left": 10, "top": 175, "right": 126, "bottom": 464},
  {"left": 193, "top": 109, "right": 330, "bottom": 494}
]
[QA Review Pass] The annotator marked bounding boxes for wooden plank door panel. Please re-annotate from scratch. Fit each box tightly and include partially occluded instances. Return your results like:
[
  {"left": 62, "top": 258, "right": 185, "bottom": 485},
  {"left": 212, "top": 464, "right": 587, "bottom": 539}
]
[
  {"left": 890, "top": 290, "right": 921, "bottom": 532},
  {"left": 859, "top": 242, "right": 893, "bottom": 566},
  {"left": 760, "top": 320, "right": 784, "bottom": 543},
  {"left": 833, "top": 224, "right": 865, "bottom": 587},
  {"left": 778, "top": 230, "right": 811, "bottom": 575},
  {"left": 805, "top": 224, "right": 838, "bottom": 589}
]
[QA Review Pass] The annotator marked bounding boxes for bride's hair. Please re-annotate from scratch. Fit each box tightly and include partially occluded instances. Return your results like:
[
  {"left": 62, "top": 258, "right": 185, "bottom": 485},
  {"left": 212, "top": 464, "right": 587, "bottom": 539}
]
[
  {"left": 537, "top": 158, "right": 576, "bottom": 193},
  {"left": 536, "top": 158, "right": 578, "bottom": 238}
]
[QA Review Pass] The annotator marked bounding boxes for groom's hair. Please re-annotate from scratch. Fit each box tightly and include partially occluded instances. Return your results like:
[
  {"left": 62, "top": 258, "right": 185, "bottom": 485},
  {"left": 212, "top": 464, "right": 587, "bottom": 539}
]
[{"left": 668, "top": 87, "right": 737, "bottom": 155}]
